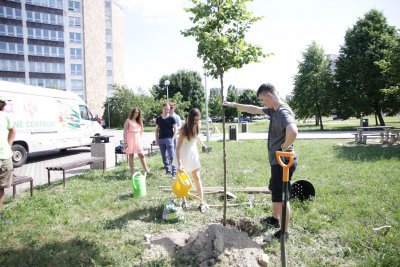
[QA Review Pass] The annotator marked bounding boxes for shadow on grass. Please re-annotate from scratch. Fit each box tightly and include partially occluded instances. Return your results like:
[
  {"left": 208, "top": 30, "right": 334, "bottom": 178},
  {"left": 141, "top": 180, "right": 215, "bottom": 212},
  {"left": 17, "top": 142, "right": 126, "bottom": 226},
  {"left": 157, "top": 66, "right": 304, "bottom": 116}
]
[
  {"left": 104, "top": 205, "right": 164, "bottom": 229},
  {"left": 333, "top": 143, "right": 400, "bottom": 162},
  {"left": 0, "top": 237, "right": 112, "bottom": 266}
]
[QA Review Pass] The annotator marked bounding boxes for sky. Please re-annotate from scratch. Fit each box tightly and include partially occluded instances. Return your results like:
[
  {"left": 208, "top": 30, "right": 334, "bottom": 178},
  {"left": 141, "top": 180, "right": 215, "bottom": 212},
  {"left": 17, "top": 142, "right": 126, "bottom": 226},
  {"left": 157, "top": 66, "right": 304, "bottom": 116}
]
[{"left": 117, "top": 0, "right": 400, "bottom": 98}]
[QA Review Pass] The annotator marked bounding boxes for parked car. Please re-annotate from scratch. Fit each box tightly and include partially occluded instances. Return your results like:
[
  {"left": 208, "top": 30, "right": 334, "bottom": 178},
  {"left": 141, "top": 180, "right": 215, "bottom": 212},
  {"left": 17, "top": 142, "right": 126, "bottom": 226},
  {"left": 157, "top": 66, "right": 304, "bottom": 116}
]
[
  {"left": 97, "top": 117, "right": 106, "bottom": 128},
  {"left": 239, "top": 117, "right": 251, "bottom": 122},
  {"left": 201, "top": 117, "right": 212, "bottom": 124},
  {"left": 215, "top": 116, "right": 223, "bottom": 123},
  {"left": 252, "top": 115, "right": 264, "bottom": 121}
]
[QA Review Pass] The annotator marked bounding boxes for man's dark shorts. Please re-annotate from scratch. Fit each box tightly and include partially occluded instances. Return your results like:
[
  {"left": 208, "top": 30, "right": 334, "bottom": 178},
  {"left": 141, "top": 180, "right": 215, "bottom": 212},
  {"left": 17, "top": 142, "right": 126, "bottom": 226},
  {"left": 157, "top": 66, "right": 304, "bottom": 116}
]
[{"left": 269, "top": 159, "right": 297, "bottom": 202}]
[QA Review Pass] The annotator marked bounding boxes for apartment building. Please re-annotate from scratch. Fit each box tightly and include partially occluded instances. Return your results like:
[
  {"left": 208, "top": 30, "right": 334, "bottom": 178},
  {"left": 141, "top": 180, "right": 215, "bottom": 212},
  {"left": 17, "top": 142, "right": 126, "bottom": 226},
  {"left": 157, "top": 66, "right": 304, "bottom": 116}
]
[{"left": 0, "top": 0, "right": 124, "bottom": 115}]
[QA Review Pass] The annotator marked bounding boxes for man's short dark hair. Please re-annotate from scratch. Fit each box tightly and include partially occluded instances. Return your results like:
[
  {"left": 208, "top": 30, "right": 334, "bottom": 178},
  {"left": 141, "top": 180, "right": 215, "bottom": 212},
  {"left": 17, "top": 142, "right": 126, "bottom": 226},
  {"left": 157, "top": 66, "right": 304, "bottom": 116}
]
[{"left": 257, "top": 83, "right": 276, "bottom": 97}]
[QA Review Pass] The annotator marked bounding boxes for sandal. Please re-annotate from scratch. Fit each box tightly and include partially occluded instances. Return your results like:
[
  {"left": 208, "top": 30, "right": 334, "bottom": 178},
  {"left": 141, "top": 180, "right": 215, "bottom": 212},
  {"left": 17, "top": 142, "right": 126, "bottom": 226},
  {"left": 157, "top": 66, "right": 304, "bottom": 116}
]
[{"left": 198, "top": 203, "right": 209, "bottom": 213}]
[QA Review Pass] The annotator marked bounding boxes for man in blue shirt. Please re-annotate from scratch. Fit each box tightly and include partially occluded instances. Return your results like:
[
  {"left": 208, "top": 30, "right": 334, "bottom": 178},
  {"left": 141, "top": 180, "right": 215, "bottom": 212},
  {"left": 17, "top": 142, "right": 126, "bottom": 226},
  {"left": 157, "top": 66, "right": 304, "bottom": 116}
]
[{"left": 155, "top": 103, "right": 177, "bottom": 178}]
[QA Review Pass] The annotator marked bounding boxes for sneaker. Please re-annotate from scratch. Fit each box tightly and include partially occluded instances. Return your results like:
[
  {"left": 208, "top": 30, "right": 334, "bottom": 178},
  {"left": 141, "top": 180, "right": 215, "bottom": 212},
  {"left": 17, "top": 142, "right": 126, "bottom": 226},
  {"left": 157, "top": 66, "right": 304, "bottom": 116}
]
[
  {"left": 198, "top": 203, "right": 209, "bottom": 213},
  {"left": 165, "top": 171, "right": 171, "bottom": 175},
  {"left": 271, "top": 230, "right": 289, "bottom": 241},
  {"left": 260, "top": 216, "right": 280, "bottom": 228}
]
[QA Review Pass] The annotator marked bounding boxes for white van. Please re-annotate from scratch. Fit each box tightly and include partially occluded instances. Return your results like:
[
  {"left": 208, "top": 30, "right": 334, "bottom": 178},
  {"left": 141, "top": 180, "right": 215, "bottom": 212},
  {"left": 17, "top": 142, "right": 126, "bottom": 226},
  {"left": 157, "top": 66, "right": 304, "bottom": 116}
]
[{"left": 0, "top": 81, "right": 104, "bottom": 167}]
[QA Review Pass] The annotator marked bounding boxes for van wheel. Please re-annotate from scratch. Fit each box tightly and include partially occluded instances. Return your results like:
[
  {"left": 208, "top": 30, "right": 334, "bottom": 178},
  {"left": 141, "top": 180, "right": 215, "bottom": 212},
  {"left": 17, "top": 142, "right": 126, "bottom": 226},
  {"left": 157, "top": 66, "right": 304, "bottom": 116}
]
[{"left": 12, "top": 144, "right": 28, "bottom": 168}]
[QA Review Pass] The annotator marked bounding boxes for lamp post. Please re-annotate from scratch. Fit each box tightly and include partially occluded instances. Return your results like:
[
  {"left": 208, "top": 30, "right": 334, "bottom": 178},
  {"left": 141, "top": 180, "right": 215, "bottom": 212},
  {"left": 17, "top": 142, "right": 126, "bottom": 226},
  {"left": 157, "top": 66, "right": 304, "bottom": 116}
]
[
  {"left": 107, "top": 98, "right": 111, "bottom": 128},
  {"left": 164, "top": 80, "right": 170, "bottom": 102}
]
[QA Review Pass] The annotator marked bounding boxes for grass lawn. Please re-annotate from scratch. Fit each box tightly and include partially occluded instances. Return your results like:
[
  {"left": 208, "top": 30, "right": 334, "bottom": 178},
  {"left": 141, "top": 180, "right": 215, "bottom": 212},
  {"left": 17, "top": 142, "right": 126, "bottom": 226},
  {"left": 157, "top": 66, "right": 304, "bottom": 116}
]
[{"left": 1, "top": 139, "right": 399, "bottom": 266}]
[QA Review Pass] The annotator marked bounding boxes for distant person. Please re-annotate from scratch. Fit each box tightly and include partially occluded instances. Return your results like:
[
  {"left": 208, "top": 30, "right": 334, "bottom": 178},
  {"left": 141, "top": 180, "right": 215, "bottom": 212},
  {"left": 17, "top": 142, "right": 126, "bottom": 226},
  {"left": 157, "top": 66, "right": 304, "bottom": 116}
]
[
  {"left": 155, "top": 103, "right": 177, "bottom": 178},
  {"left": 0, "top": 97, "right": 16, "bottom": 219},
  {"left": 123, "top": 107, "right": 151, "bottom": 175},
  {"left": 169, "top": 102, "right": 182, "bottom": 150},
  {"left": 173, "top": 108, "right": 209, "bottom": 212},
  {"left": 224, "top": 83, "right": 298, "bottom": 240}
]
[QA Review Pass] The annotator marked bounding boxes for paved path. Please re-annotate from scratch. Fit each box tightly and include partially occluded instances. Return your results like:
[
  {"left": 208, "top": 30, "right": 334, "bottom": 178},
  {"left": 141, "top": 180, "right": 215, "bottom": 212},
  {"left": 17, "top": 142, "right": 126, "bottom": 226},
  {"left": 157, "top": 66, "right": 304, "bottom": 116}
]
[{"left": 7, "top": 129, "right": 355, "bottom": 197}]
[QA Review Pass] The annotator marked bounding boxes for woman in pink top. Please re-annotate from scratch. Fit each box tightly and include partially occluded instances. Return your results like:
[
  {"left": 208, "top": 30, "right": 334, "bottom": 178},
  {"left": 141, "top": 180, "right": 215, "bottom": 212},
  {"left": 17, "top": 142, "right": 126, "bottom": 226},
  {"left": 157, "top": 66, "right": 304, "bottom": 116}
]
[{"left": 123, "top": 108, "right": 151, "bottom": 174}]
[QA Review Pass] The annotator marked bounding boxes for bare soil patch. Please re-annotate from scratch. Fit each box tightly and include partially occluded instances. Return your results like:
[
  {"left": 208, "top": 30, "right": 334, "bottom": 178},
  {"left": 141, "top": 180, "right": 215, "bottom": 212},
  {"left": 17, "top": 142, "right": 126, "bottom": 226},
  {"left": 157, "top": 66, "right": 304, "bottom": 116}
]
[{"left": 143, "top": 219, "right": 268, "bottom": 266}]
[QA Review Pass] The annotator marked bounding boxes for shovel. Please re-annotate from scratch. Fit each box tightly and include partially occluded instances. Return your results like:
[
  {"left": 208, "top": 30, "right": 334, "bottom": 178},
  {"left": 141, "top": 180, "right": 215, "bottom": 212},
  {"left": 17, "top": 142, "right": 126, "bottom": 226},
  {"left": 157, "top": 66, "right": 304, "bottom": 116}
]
[{"left": 276, "top": 151, "right": 294, "bottom": 267}]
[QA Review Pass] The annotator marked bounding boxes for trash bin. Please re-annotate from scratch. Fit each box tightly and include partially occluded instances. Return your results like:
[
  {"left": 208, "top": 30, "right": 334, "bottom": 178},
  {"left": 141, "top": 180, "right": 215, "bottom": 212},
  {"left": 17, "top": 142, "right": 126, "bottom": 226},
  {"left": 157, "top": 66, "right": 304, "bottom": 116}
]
[
  {"left": 91, "top": 135, "right": 115, "bottom": 169},
  {"left": 229, "top": 125, "right": 238, "bottom": 141},
  {"left": 362, "top": 119, "right": 368, "bottom": 127},
  {"left": 241, "top": 122, "right": 248, "bottom": 133}
]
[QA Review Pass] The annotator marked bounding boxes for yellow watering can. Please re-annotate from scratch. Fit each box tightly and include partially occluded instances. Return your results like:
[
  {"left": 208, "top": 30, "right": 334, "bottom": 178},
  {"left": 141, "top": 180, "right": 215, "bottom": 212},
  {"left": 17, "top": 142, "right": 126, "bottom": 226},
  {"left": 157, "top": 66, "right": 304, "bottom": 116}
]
[{"left": 171, "top": 170, "right": 199, "bottom": 199}]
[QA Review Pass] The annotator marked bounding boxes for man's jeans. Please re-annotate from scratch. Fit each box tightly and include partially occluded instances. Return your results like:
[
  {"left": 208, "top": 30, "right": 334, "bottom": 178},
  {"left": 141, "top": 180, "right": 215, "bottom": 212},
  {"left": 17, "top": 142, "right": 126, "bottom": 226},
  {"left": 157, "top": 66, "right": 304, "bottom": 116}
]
[{"left": 158, "top": 138, "right": 176, "bottom": 175}]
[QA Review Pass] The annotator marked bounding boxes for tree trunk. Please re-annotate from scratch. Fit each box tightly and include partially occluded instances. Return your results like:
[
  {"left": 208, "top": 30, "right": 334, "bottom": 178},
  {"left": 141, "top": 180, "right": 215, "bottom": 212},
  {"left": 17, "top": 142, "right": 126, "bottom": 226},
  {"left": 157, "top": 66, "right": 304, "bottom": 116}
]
[
  {"left": 315, "top": 116, "right": 320, "bottom": 125},
  {"left": 319, "top": 117, "right": 324, "bottom": 130},
  {"left": 220, "top": 74, "right": 227, "bottom": 226},
  {"left": 376, "top": 110, "right": 385, "bottom": 126},
  {"left": 316, "top": 104, "right": 324, "bottom": 130},
  {"left": 374, "top": 101, "right": 385, "bottom": 126}
]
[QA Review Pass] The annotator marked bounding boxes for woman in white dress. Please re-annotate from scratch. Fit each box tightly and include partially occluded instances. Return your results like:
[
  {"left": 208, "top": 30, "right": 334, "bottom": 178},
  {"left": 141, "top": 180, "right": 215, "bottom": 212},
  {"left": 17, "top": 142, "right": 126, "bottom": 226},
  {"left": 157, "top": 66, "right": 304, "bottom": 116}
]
[{"left": 173, "top": 108, "right": 209, "bottom": 212}]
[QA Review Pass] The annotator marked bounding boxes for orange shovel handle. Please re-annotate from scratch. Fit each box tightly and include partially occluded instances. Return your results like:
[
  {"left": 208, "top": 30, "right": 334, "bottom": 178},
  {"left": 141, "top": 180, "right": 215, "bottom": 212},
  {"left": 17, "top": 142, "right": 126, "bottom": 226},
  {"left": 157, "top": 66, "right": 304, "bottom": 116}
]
[{"left": 275, "top": 151, "right": 294, "bottom": 182}]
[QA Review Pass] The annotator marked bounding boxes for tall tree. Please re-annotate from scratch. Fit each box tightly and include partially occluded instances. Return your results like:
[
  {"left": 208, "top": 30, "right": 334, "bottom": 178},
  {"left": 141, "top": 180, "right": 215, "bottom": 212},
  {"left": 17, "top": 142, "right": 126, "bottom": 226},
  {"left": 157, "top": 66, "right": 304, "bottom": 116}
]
[
  {"left": 378, "top": 35, "right": 400, "bottom": 115},
  {"left": 290, "top": 41, "right": 334, "bottom": 130},
  {"left": 238, "top": 89, "right": 262, "bottom": 117},
  {"left": 104, "top": 85, "right": 161, "bottom": 127},
  {"left": 208, "top": 88, "right": 222, "bottom": 117},
  {"left": 335, "top": 9, "right": 399, "bottom": 125},
  {"left": 182, "top": 0, "right": 266, "bottom": 225},
  {"left": 152, "top": 70, "right": 205, "bottom": 113}
]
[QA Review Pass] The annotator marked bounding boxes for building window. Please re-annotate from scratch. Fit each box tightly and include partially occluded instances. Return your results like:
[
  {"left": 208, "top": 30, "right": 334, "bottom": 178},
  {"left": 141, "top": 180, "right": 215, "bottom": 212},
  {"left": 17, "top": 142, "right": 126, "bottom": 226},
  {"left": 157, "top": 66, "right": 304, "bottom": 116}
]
[
  {"left": 68, "top": 1, "right": 81, "bottom": 11},
  {"left": 30, "top": 78, "right": 66, "bottom": 90},
  {"left": 0, "top": 60, "right": 25, "bottom": 72},
  {"left": 71, "top": 79, "right": 83, "bottom": 90},
  {"left": 0, "top": 42, "right": 24, "bottom": 55},
  {"left": 26, "top": 0, "right": 63, "bottom": 9},
  {"left": 107, "top": 70, "right": 112, "bottom": 76},
  {"left": 106, "top": 43, "right": 112, "bottom": 49},
  {"left": 69, "top": 17, "right": 81, "bottom": 28},
  {"left": 70, "top": 48, "right": 82, "bottom": 59},
  {"left": 25, "top": 10, "right": 63, "bottom": 25},
  {"left": 0, "top": 7, "right": 22, "bottom": 20},
  {"left": 71, "top": 64, "right": 82, "bottom": 75},
  {"left": 106, "top": 56, "right": 112, "bottom": 62},
  {"left": 69, "top": 32, "right": 81, "bottom": 43},
  {"left": 0, "top": 24, "right": 23, "bottom": 37}
]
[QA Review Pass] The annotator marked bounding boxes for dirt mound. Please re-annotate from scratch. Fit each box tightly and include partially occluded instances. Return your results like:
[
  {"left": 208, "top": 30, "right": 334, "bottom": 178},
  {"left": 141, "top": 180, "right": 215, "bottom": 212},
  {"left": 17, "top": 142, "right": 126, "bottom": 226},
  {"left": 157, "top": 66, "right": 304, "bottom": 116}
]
[{"left": 143, "top": 221, "right": 267, "bottom": 266}]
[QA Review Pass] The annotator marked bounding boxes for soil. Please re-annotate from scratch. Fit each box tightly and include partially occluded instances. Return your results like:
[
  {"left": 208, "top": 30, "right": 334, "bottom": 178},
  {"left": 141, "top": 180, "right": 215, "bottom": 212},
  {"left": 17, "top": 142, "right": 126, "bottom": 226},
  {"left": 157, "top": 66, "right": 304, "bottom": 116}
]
[{"left": 142, "top": 219, "right": 269, "bottom": 266}]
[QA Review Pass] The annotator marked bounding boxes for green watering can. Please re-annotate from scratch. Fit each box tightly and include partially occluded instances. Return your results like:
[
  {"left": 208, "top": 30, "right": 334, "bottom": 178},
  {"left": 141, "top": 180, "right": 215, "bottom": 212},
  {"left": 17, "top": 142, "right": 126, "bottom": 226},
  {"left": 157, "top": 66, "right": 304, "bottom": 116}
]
[{"left": 132, "top": 171, "right": 147, "bottom": 197}]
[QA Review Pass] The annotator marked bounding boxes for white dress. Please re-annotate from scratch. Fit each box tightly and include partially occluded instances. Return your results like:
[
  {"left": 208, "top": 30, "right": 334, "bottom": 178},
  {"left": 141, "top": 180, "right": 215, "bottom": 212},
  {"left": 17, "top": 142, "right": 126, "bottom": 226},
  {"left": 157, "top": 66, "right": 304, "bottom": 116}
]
[{"left": 173, "top": 137, "right": 201, "bottom": 172}]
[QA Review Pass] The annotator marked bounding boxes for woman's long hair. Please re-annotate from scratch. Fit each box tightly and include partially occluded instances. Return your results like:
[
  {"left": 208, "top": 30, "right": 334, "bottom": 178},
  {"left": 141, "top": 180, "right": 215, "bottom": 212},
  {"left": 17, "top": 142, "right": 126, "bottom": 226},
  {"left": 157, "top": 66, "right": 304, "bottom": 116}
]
[
  {"left": 182, "top": 108, "right": 200, "bottom": 141},
  {"left": 128, "top": 107, "right": 143, "bottom": 128}
]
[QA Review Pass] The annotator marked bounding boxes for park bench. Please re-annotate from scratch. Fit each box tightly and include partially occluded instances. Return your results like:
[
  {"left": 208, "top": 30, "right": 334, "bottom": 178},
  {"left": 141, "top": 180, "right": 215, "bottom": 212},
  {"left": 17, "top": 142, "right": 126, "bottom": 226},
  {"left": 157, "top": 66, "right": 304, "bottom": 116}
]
[
  {"left": 115, "top": 141, "right": 161, "bottom": 165},
  {"left": 46, "top": 157, "right": 105, "bottom": 187},
  {"left": 354, "top": 133, "right": 396, "bottom": 144},
  {"left": 12, "top": 175, "right": 33, "bottom": 198}
]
